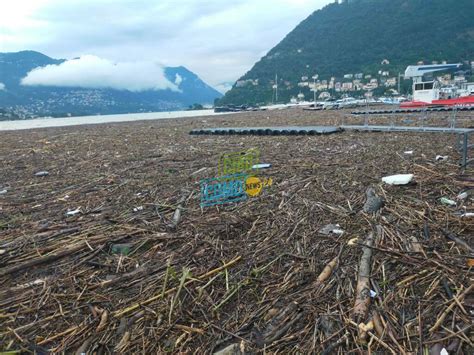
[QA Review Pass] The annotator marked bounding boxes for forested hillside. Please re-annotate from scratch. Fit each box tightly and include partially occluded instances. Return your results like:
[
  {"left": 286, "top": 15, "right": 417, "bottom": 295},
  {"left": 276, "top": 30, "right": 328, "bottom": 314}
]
[{"left": 219, "top": 0, "right": 474, "bottom": 105}]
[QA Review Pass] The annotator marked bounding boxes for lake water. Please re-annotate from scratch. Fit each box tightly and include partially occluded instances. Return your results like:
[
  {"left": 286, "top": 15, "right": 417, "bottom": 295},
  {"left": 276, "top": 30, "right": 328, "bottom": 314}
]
[{"left": 0, "top": 109, "right": 226, "bottom": 131}]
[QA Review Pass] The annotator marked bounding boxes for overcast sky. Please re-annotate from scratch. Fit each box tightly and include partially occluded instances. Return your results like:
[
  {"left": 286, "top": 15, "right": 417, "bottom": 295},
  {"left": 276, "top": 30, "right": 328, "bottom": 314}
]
[{"left": 1, "top": 0, "right": 332, "bottom": 93}]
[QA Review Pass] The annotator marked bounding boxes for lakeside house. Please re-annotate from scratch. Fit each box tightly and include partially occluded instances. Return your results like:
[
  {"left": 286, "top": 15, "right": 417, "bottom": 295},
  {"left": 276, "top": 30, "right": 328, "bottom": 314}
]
[{"left": 385, "top": 77, "right": 397, "bottom": 87}]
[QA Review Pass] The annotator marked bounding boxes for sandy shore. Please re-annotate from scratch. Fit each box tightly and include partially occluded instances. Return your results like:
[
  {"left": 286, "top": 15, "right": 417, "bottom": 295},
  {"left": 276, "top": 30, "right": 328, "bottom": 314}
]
[{"left": 0, "top": 108, "right": 473, "bottom": 353}]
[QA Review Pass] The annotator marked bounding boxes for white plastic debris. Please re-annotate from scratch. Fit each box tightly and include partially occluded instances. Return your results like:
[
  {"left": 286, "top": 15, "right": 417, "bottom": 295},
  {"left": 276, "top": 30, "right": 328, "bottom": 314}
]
[
  {"left": 34, "top": 171, "right": 50, "bottom": 177},
  {"left": 252, "top": 163, "right": 272, "bottom": 169},
  {"left": 404, "top": 151, "right": 413, "bottom": 155},
  {"left": 370, "top": 290, "right": 377, "bottom": 298},
  {"left": 436, "top": 155, "right": 449, "bottom": 161},
  {"left": 319, "top": 224, "right": 344, "bottom": 235},
  {"left": 382, "top": 174, "right": 414, "bottom": 185},
  {"left": 0, "top": 249, "right": 5, "bottom": 255},
  {"left": 0, "top": 189, "right": 7, "bottom": 194},
  {"left": 440, "top": 348, "right": 449, "bottom": 355},
  {"left": 456, "top": 189, "right": 474, "bottom": 200},
  {"left": 66, "top": 208, "right": 81, "bottom": 216},
  {"left": 461, "top": 212, "right": 474, "bottom": 218},
  {"left": 20, "top": 279, "right": 46, "bottom": 287},
  {"left": 133, "top": 206, "right": 144, "bottom": 212},
  {"left": 439, "top": 197, "right": 456, "bottom": 206}
]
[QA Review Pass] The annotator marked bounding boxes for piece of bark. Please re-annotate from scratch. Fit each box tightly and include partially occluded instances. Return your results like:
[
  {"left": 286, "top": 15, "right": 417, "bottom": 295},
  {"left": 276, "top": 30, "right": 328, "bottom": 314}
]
[
  {"left": 408, "top": 236, "right": 424, "bottom": 253},
  {"left": 353, "top": 226, "right": 380, "bottom": 322},
  {"left": 261, "top": 302, "right": 300, "bottom": 344}
]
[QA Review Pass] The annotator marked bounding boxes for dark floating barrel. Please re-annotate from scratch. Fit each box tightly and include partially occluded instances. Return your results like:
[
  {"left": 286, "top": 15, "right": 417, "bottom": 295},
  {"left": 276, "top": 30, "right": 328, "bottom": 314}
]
[{"left": 189, "top": 126, "right": 342, "bottom": 136}]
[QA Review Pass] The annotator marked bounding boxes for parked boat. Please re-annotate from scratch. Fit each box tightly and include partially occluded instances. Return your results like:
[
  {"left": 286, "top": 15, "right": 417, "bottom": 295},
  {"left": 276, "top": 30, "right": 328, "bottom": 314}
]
[
  {"left": 401, "top": 64, "right": 474, "bottom": 108},
  {"left": 214, "top": 105, "right": 265, "bottom": 113}
]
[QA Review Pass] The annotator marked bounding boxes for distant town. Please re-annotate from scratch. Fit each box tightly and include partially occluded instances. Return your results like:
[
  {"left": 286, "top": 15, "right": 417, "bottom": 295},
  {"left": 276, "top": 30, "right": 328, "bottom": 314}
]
[{"left": 235, "top": 59, "right": 474, "bottom": 103}]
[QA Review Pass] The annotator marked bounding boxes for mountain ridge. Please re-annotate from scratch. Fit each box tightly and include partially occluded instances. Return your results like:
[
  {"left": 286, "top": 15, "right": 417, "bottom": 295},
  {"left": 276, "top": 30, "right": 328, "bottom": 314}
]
[{"left": 0, "top": 51, "right": 222, "bottom": 119}]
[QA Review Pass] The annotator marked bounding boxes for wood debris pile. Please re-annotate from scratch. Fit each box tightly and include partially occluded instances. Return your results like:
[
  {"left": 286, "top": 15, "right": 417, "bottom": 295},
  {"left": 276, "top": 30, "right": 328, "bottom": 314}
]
[{"left": 0, "top": 109, "right": 473, "bottom": 353}]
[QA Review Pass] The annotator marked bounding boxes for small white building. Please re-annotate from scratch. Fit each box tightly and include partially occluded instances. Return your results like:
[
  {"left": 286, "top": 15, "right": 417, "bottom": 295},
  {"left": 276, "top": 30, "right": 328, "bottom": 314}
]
[
  {"left": 319, "top": 91, "right": 331, "bottom": 100},
  {"left": 364, "top": 82, "right": 378, "bottom": 90},
  {"left": 353, "top": 80, "right": 362, "bottom": 90},
  {"left": 462, "top": 82, "right": 474, "bottom": 94},
  {"left": 385, "top": 77, "right": 397, "bottom": 87},
  {"left": 454, "top": 75, "right": 466, "bottom": 83},
  {"left": 342, "top": 82, "right": 353, "bottom": 91}
]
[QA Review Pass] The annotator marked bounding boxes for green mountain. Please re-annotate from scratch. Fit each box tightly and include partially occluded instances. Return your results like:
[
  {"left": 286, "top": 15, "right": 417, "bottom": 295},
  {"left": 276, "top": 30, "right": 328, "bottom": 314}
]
[{"left": 219, "top": 0, "right": 474, "bottom": 105}]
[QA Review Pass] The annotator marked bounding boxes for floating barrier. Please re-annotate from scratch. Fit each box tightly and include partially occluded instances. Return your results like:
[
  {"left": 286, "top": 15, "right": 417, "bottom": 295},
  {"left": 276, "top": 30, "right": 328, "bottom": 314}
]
[{"left": 190, "top": 126, "right": 342, "bottom": 136}]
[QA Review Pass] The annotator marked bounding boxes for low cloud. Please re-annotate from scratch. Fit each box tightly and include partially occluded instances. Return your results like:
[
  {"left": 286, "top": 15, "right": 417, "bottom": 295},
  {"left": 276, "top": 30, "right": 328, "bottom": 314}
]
[
  {"left": 0, "top": 83, "right": 5, "bottom": 90},
  {"left": 215, "top": 82, "right": 234, "bottom": 94},
  {"left": 21, "top": 55, "right": 179, "bottom": 92},
  {"left": 174, "top": 73, "right": 183, "bottom": 86}
]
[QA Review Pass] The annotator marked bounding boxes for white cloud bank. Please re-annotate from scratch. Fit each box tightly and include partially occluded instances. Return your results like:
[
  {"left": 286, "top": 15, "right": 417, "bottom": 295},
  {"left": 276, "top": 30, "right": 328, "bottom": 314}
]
[
  {"left": 0, "top": 83, "right": 5, "bottom": 90},
  {"left": 21, "top": 55, "right": 179, "bottom": 92}
]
